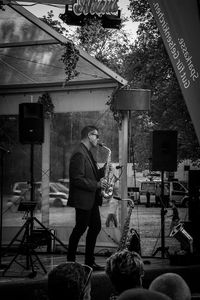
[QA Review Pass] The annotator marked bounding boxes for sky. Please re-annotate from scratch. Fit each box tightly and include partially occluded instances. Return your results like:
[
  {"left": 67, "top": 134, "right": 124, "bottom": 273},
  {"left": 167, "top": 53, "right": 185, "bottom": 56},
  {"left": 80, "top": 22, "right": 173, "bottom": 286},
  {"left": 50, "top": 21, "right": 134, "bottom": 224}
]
[{"left": 22, "top": 0, "right": 139, "bottom": 41}]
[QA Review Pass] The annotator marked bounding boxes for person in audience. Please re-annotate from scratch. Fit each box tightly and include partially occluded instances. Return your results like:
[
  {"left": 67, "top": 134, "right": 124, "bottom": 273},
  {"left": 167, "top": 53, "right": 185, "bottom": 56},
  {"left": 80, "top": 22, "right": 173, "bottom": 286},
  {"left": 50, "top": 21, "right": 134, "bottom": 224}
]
[
  {"left": 118, "top": 288, "right": 172, "bottom": 300},
  {"left": 149, "top": 272, "right": 191, "bottom": 300},
  {"left": 105, "top": 249, "right": 144, "bottom": 299},
  {"left": 48, "top": 262, "right": 92, "bottom": 300}
]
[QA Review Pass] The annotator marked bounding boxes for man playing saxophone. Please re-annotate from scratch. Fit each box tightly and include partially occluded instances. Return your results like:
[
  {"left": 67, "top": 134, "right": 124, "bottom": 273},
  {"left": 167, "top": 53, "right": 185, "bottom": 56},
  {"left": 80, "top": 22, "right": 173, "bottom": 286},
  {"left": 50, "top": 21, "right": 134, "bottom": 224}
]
[{"left": 67, "top": 125, "right": 112, "bottom": 271}]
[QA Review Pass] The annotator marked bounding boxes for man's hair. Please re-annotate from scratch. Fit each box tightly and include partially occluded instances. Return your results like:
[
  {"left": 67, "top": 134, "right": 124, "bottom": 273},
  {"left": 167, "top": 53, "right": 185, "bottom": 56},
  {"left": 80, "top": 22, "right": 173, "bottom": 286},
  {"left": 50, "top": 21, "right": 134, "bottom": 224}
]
[
  {"left": 105, "top": 250, "right": 144, "bottom": 294},
  {"left": 149, "top": 272, "right": 191, "bottom": 300},
  {"left": 81, "top": 125, "right": 98, "bottom": 139},
  {"left": 48, "top": 262, "right": 88, "bottom": 300}
]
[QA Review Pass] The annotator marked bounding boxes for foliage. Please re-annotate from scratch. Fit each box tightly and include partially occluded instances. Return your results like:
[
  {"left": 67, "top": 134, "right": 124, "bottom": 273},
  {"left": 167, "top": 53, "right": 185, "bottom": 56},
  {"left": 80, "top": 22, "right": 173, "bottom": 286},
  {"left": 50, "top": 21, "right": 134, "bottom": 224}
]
[
  {"left": 75, "top": 17, "right": 133, "bottom": 127},
  {"left": 40, "top": 10, "right": 69, "bottom": 36},
  {"left": 40, "top": 11, "right": 79, "bottom": 83},
  {"left": 0, "top": 116, "right": 18, "bottom": 149},
  {"left": 127, "top": 0, "right": 200, "bottom": 165},
  {"left": 0, "top": 4, "right": 5, "bottom": 11},
  {"left": 75, "top": 17, "right": 132, "bottom": 74},
  {"left": 38, "top": 92, "right": 55, "bottom": 119},
  {"left": 60, "top": 42, "right": 79, "bottom": 83},
  {"left": 106, "top": 86, "right": 122, "bottom": 128}
]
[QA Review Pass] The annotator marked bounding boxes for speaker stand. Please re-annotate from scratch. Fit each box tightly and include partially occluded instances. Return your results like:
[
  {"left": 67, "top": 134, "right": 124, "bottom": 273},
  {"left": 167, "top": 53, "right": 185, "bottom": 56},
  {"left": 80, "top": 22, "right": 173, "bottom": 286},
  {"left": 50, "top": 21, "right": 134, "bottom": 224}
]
[
  {"left": 1, "top": 144, "right": 67, "bottom": 277},
  {"left": 2, "top": 210, "right": 68, "bottom": 277},
  {"left": 152, "top": 171, "right": 169, "bottom": 258}
]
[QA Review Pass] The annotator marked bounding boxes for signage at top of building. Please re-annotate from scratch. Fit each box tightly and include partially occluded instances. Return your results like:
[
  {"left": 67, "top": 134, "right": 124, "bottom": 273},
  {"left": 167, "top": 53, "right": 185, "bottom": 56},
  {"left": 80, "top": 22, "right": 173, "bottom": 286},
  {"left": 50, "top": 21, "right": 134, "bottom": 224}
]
[
  {"left": 60, "top": 0, "right": 121, "bottom": 28},
  {"left": 69, "top": 0, "right": 119, "bottom": 17}
]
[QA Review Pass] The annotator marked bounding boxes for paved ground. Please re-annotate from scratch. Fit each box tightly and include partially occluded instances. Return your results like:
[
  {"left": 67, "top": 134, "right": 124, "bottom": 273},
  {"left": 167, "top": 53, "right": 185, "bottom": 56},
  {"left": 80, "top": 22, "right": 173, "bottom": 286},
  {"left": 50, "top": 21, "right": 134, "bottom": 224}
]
[{"left": 2, "top": 195, "right": 188, "bottom": 257}]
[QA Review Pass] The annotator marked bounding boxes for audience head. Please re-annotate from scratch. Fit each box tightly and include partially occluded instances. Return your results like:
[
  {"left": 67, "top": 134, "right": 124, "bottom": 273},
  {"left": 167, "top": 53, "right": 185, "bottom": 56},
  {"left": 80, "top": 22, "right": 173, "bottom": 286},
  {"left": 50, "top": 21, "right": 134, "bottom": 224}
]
[
  {"left": 48, "top": 262, "right": 92, "bottom": 300},
  {"left": 149, "top": 272, "right": 191, "bottom": 300},
  {"left": 105, "top": 249, "right": 144, "bottom": 294},
  {"left": 118, "top": 288, "right": 172, "bottom": 300}
]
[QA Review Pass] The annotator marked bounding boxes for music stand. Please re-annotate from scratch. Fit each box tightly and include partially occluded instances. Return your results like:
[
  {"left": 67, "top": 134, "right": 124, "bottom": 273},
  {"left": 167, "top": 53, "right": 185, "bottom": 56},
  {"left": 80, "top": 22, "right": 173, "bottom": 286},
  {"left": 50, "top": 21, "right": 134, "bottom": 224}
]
[{"left": 18, "top": 201, "right": 37, "bottom": 212}]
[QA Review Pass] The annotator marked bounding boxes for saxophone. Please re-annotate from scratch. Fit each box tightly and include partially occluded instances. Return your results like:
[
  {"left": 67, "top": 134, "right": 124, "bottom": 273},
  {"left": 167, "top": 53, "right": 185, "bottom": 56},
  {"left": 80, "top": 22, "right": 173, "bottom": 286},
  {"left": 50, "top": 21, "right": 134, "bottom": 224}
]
[
  {"left": 99, "top": 143, "right": 117, "bottom": 199},
  {"left": 117, "top": 199, "right": 135, "bottom": 251}
]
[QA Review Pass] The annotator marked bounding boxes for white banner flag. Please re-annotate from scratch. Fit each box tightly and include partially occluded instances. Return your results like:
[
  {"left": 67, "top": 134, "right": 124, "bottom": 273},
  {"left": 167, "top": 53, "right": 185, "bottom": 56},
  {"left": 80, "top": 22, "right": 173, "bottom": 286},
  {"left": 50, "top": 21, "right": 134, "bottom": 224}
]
[{"left": 148, "top": 0, "right": 200, "bottom": 144}]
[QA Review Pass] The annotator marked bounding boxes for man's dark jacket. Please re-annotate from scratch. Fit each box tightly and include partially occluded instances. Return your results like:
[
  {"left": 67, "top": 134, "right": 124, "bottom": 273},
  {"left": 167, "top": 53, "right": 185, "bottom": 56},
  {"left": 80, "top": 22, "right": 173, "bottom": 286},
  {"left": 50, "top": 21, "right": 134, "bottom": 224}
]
[{"left": 68, "top": 143, "right": 105, "bottom": 210}]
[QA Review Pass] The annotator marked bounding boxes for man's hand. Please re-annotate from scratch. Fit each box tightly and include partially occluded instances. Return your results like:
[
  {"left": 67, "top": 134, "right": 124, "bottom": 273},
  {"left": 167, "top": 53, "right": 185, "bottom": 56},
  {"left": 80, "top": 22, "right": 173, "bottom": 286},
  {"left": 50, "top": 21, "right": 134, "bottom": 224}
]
[{"left": 97, "top": 178, "right": 108, "bottom": 189}]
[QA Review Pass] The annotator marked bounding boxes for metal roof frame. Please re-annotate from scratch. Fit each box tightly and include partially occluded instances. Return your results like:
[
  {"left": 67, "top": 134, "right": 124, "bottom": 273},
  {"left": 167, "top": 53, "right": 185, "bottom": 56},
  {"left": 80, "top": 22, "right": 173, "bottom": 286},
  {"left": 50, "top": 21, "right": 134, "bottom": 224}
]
[{"left": 1, "top": 1, "right": 127, "bottom": 87}]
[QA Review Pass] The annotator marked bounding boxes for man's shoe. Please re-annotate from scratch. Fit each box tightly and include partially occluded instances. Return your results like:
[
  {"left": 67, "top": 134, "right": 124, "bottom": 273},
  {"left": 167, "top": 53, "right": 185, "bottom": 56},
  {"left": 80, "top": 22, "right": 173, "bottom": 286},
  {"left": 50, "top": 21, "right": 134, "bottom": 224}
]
[{"left": 88, "top": 262, "right": 105, "bottom": 271}]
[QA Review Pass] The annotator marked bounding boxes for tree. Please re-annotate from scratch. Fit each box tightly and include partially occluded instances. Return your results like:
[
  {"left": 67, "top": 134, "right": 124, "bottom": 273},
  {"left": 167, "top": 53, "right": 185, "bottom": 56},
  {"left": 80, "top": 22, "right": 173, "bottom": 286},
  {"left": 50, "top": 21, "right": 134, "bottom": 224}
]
[
  {"left": 126, "top": 0, "right": 200, "bottom": 164},
  {"left": 40, "top": 10, "right": 69, "bottom": 36},
  {"left": 75, "top": 18, "right": 131, "bottom": 74},
  {"left": 40, "top": 11, "right": 132, "bottom": 75}
]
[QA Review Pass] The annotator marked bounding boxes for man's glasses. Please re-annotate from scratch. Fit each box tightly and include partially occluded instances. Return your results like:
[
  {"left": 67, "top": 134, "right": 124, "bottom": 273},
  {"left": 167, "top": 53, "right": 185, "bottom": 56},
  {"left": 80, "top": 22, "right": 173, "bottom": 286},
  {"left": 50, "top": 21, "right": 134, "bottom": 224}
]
[{"left": 90, "top": 133, "right": 99, "bottom": 139}]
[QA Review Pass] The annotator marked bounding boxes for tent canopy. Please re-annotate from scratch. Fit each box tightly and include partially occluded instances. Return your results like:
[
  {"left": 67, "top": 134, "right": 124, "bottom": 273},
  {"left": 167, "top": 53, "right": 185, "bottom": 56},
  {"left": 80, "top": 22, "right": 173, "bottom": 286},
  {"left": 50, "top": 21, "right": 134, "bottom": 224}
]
[{"left": 0, "top": 3, "right": 126, "bottom": 92}]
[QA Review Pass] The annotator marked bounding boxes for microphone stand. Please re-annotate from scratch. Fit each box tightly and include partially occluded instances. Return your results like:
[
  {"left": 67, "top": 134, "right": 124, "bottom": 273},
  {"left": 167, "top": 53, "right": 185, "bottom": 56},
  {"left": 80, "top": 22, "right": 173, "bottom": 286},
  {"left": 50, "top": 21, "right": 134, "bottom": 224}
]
[{"left": 0, "top": 146, "right": 10, "bottom": 270}]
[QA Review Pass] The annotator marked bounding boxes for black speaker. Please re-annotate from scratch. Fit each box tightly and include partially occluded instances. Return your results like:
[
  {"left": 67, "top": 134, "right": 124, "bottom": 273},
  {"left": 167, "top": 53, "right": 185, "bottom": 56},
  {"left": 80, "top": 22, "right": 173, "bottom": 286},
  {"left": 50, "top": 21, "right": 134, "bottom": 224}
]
[
  {"left": 152, "top": 130, "right": 177, "bottom": 171},
  {"left": 19, "top": 103, "right": 44, "bottom": 144}
]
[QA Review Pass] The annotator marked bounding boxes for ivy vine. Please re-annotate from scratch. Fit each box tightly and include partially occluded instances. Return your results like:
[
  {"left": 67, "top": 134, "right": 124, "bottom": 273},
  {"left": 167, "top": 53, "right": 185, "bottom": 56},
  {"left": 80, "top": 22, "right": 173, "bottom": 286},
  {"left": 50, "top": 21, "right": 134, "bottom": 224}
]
[
  {"left": 106, "top": 86, "right": 125, "bottom": 128},
  {"left": 38, "top": 92, "right": 54, "bottom": 119},
  {"left": 60, "top": 42, "right": 80, "bottom": 84},
  {"left": 0, "top": 2, "right": 5, "bottom": 11}
]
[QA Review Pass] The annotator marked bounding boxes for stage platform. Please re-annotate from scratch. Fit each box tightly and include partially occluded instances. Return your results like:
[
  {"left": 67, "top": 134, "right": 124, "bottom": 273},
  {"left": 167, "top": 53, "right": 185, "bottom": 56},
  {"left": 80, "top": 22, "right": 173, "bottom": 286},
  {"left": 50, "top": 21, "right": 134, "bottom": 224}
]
[{"left": 1, "top": 252, "right": 200, "bottom": 300}]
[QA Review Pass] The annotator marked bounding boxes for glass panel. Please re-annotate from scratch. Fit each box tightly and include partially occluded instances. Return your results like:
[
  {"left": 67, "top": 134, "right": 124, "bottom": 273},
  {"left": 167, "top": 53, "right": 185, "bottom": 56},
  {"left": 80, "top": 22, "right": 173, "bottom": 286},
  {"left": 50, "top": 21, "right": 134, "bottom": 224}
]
[
  {"left": 0, "top": 5, "right": 110, "bottom": 86},
  {"left": 0, "top": 44, "right": 65, "bottom": 85},
  {"left": 0, "top": 5, "right": 53, "bottom": 44},
  {"left": 1, "top": 111, "right": 119, "bottom": 245},
  {"left": 0, "top": 43, "right": 109, "bottom": 85},
  {"left": 1, "top": 112, "right": 190, "bottom": 257}
]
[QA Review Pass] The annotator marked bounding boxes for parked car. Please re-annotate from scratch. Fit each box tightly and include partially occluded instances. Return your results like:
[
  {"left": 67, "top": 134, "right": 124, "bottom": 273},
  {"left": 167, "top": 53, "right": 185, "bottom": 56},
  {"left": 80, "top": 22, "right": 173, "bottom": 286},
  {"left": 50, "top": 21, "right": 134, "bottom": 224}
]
[
  {"left": 127, "top": 187, "right": 140, "bottom": 204},
  {"left": 139, "top": 180, "right": 189, "bottom": 207},
  {"left": 58, "top": 178, "right": 69, "bottom": 188},
  {"left": 7, "top": 181, "right": 69, "bottom": 212}
]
